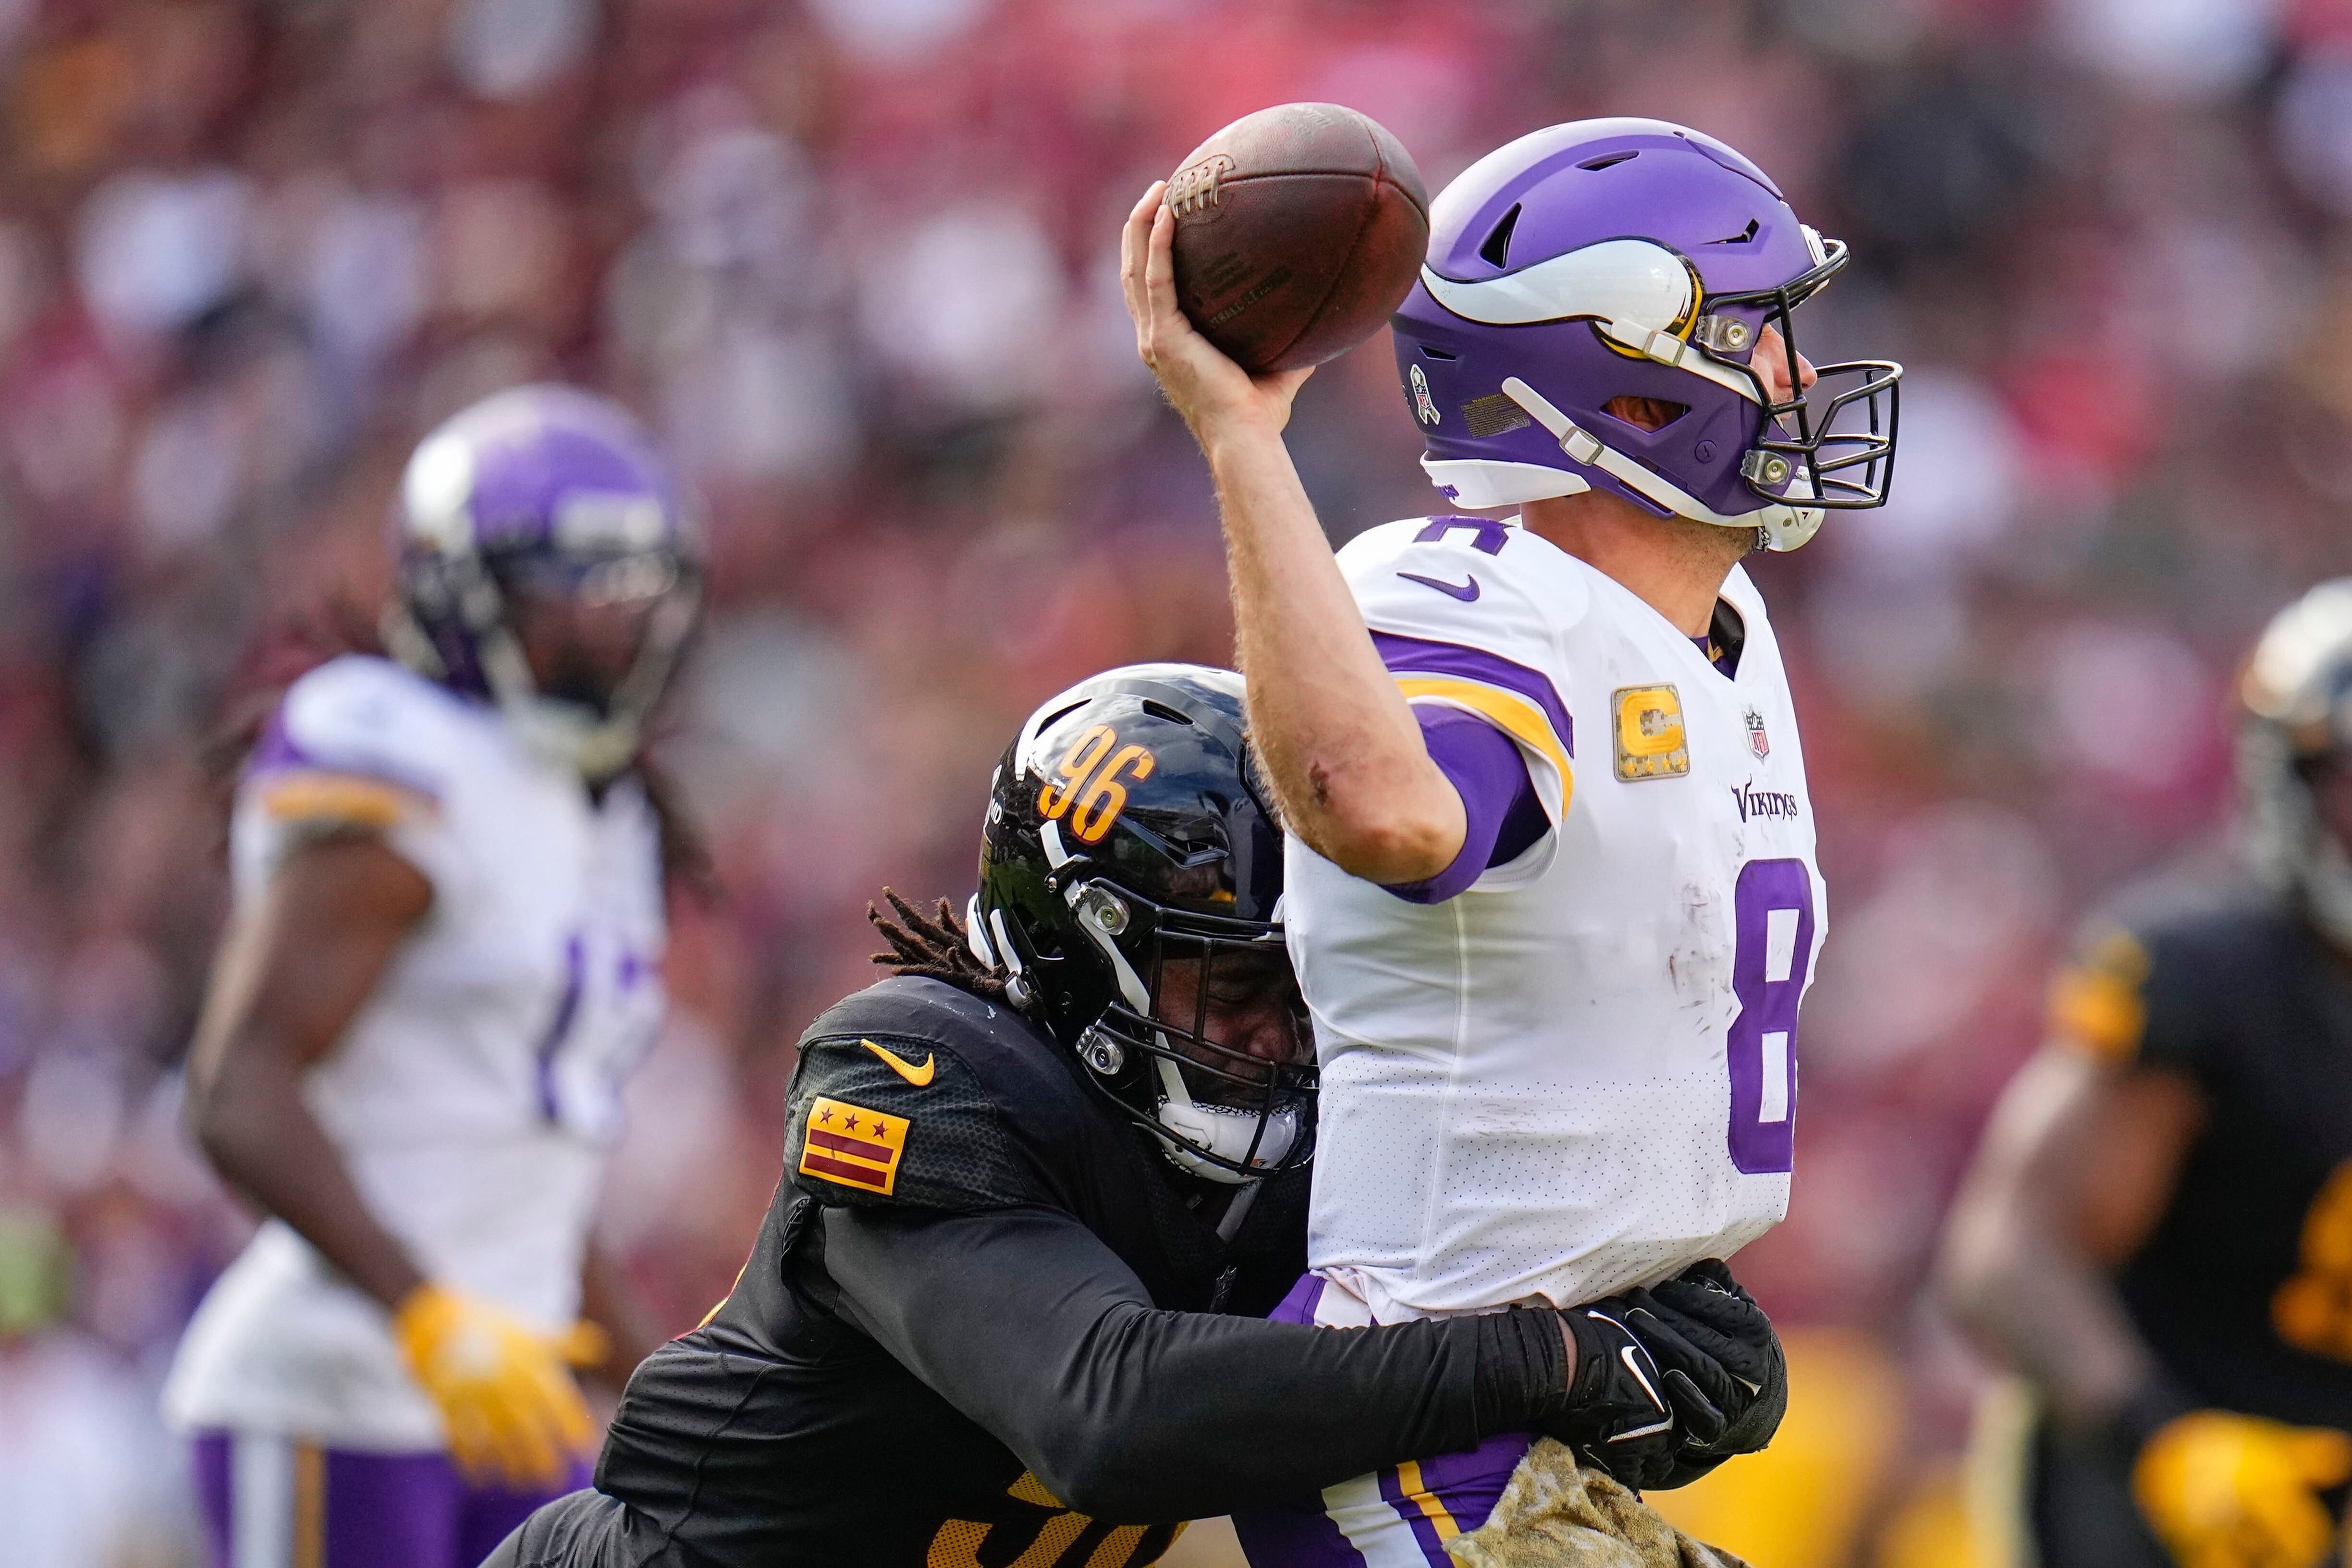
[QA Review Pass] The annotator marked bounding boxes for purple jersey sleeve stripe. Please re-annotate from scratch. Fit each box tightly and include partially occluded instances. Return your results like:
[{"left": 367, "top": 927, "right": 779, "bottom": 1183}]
[
  {"left": 1370, "top": 631, "right": 1573, "bottom": 759},
  {"left": 1385, "top": 707, "right": 1547, "bottom": 905}
]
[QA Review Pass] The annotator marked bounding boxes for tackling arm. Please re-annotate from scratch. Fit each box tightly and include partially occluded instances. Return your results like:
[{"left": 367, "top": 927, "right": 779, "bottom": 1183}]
[
  {"left": 1936, "top": 1045, "right": 2203, "bottom": 1430},
  {"left": 819, "top": 1202, "right": 1568, "bottom": 1520},
  {"left": 1119, "top": 183, "right": 1465, "bottom": 884}
]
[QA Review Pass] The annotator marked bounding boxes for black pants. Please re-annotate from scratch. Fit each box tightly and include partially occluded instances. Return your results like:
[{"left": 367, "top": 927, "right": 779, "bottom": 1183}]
[{"left": 478, "top": 1490, "right": 633, "bottom": 1568}]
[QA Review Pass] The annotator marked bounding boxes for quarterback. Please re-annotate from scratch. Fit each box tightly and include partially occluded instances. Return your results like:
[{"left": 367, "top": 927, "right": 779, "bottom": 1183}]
[
  {"left": 1123, "top": 117, "right": 1902, "bottom": 1553},
  {"left": 164, "top": 386, "right": 700, "bottom": 1568},
  {"left": 1944, "top": 582, "right": 2352, "bottom": 1568}
]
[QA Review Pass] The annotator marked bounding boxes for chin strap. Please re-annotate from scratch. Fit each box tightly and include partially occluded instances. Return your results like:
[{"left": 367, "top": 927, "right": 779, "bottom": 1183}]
[{"left": 1499, "top": 377, "right": 1823, "bottom": 552}]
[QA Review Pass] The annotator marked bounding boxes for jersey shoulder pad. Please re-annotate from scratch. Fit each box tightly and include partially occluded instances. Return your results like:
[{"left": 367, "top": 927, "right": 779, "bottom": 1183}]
[
  {"left": 246, "top": 657, "right": 465, "bottom": 825},
  {"left": 2048, "top": 870, "right": 2276, "bottom": 1070},
  {"left": 784, "top": 976, "right": 1097, "bottom": 1213},
  {"left": 1335, "top": 517, "right": 1590, "bottom": 635},
  {"left": 1342, "top": 521, "right": 1576, "bottom": 802}
]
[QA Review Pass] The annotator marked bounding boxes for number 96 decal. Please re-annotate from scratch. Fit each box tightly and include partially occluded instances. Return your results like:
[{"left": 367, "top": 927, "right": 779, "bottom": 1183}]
[{"left": 1037, "top": 724, "right": 1156, "bottom": 844}]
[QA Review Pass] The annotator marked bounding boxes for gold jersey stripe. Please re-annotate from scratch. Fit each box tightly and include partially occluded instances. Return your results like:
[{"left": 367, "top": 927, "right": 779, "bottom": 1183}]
[
  {"left": 1393, "top": 675, "right": 1573, "bottom": 818},
  {"left": 255, "top": 770, "right": 432, "bottom": 830}
]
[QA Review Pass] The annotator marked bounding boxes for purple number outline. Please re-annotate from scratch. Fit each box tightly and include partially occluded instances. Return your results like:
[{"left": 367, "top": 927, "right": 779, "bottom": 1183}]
[{"left": 1727, "top": 858, "right": 1814, "bottom": 1175}]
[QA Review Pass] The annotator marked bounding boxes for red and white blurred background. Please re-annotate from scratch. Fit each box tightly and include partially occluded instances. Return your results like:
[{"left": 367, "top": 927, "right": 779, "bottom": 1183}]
[{"left": 2, "top": 0, "right": 2350, "bottom": 1561}]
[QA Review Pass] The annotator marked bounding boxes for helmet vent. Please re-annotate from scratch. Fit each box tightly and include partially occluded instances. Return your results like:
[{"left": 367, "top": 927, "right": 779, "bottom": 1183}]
[
  {"left": 1707, "top": 219, "right": 1761, "bottom": 245},
  {"left": 1140, "top": 699, "right": 1193, "bottom": 725},
  {"left": 1576, "top": 150, "right": 1640, "bottom": 172},
  {"left": 1477, "top": 204, "right": 1520, "bottom": 269},
  {"left": 1419, "top": 344, "right": 1457, "bottom": 360}
]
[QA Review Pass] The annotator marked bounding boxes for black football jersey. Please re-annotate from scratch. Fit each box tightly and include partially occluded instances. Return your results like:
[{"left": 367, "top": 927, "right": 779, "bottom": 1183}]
[
  {"left": 587, "top": 975, "right": 1557, "bottom": 1567},
  {"left": 2055, "top": 879, "right": 2352, "bottom": 1426}
]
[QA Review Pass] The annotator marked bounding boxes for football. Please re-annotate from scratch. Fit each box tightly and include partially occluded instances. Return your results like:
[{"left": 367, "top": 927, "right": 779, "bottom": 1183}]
[{"left": 1165, "top": 102, "right": 1430, "bottom": 375}]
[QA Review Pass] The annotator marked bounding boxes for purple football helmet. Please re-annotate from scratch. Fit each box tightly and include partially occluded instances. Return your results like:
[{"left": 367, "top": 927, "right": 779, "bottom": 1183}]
[
  {"left": 1393, "top": 118, "right": 1900, "bottom": 551},
  {"left": 389, "top": 384, "right": 702, "bottom": 780}
]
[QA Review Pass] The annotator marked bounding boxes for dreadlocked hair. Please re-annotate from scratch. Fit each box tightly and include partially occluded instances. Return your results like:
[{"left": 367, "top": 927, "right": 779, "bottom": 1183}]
[{"left": 868, "top": 889, "right": 1010, "bottom": 1004}]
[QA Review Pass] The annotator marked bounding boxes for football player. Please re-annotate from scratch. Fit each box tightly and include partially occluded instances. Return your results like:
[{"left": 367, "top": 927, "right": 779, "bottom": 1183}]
[
  {"left": 486, "top": 664, "right": 1764, "bottom": 1568},
  {"left": 1942, "top": 582, "right": 2352, "bottom": 1568},
  {"left": 1121, "top": 117, "right": 1903, "bottom": 1555},
  {"left": 163, "top": 385, "right": 701, "bottom": 1568}
]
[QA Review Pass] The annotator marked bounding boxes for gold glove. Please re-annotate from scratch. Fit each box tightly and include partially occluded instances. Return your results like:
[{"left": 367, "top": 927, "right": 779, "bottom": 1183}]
[
  {"left": 392, "top": 1283, "right": 600, "bottom": 1489},
  {"left": 2132, "top": 1410, "right": 2352, "bottom": 1568}
]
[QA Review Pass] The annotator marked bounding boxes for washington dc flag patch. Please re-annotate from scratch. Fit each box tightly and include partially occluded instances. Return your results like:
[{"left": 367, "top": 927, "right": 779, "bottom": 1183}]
[{"left": 797, "top": 1097, "right": 909, "bottom": 1196}]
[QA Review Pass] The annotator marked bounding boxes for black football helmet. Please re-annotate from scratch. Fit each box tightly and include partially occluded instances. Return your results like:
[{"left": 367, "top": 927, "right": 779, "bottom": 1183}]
[{"left": 971, "top": 664, "right": 1314, "bottom": 1184}]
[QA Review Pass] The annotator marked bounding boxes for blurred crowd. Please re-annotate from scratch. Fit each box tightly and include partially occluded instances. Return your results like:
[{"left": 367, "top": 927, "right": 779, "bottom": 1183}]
[{"left": 5, "top": 0, "right": 2352, "bottom": 1561}]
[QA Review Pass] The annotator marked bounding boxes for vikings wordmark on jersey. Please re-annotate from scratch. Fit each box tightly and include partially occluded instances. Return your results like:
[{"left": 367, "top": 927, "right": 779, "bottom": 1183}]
[{"left": 1287, "top": 515, "right": 1826, "bottom": 1323}]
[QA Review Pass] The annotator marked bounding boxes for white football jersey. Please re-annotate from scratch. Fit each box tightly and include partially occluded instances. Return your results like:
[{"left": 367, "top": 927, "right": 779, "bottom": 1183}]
[
  {"left": 1286, "top": 517, "right": 1825, "bottom": 1323},
  {"left": 164, "top": 655, "right": 667, "bottom": 1448}
]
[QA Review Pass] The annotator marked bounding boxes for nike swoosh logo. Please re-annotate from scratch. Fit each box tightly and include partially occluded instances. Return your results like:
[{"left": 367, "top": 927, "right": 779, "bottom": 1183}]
[
  {"left": 861, "top": 1040, "right": 935, "bottom": 1087},
  {"left": 1397, "top": 571, "right": 1480, "bottom": 601}
]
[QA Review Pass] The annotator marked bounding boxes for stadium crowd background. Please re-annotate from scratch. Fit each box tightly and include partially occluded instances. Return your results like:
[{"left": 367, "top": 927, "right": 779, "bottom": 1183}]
[{"left": 0, "top": 0, "right": 2347, "bottom": 1560}]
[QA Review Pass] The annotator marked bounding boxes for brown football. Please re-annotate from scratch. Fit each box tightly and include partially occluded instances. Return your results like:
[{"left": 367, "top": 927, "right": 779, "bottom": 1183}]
[{"left": 1165, "top": 102, "right": 1430, "bottom": 376}]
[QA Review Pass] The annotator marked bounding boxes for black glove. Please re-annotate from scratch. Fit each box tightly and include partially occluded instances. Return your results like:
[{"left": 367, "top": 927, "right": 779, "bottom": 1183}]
[
  {"left": 1623, "top": 1258, "right": 1788, "bottom": 1486},
  {"left": 1549, "top": 1299, "right": 1728, "bottom": 1490}
]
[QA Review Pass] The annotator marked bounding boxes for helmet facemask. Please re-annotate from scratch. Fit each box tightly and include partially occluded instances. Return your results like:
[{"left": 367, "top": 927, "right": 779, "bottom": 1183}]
[
  {"left": 1060, "top": 885, "right": 1315, "bottom": 1184},
  {"left": 1695, "top": 236, "right": 1900, "bottom": 518},
  {"left": 392, "top": 541, "right": 701, "bottom": 783}
]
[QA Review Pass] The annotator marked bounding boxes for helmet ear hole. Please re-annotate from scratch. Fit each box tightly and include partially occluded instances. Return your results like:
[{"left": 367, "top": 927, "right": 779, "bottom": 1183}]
[{"left": 1601, "top": 395, "right": 1689, "bottom": 433}]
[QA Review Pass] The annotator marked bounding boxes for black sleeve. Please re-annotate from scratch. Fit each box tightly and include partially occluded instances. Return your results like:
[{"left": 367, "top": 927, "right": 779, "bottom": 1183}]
[{"left": 817, "top": 1202, "right": 1566, "bottom": 1522}]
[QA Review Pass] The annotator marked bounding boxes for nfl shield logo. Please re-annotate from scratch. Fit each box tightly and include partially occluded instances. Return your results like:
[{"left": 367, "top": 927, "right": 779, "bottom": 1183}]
[{"left": 1743, "top": 706, "right": 1770, "bottom": 760}]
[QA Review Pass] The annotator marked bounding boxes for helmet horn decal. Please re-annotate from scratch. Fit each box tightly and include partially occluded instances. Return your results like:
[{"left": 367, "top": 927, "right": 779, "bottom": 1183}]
[{"left": 1419, "top": 239, "right": 1693, "bottom": 331}]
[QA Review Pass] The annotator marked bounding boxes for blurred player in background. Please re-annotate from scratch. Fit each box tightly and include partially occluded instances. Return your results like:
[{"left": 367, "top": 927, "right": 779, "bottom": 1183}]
[
  {"left": 1944, "top": 580, "right": 2352, "bottom": 1568},
  {"left": 160, "top": 385, "right": 702, "bottom": 1568},
  {"left": 1124, "top": 117, "right": 1902, "bottom": 1556}
]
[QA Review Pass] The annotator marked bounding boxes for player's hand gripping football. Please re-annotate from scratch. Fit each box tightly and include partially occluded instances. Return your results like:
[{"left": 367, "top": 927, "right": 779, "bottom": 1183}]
[
  {"left": 392, "top": 1283, "right": 606, "bottom": 1489},
  {"left": 2131, "top": 1409, "right": 2352, "bottom": 1568},
  {"left": 1549, "top": 1259, "right": 1788, "bottom": 1491},
  {"left": 1120, "top": 183, "right": 1315, "bottom": 441}
]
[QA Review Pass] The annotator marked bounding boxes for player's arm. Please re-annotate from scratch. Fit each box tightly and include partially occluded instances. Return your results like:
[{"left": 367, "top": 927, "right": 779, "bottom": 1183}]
[
  {"left": 186, "top": 831, "right": 435, "bottom": 1310},
  {"left": 1936, "top": 1041, "right": 2201, "bottom": 1430},
  {"left": 817, "top": 1200, "right": 1774, "bottom": 1514},
  {"left": 187, "top": 821, "right": 598, "bottom": 1487},
  {"left": 1119, "top": 183, "right": 1464, "bottom": 884},
  {"left": 816, "top": 1201, "right": 1568, "bottom": 1520}
]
